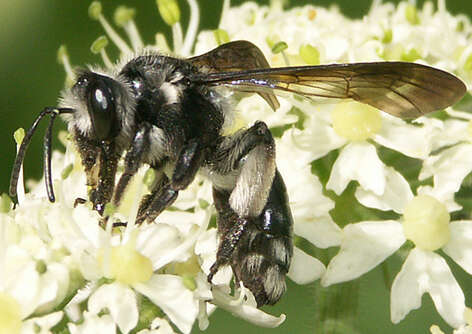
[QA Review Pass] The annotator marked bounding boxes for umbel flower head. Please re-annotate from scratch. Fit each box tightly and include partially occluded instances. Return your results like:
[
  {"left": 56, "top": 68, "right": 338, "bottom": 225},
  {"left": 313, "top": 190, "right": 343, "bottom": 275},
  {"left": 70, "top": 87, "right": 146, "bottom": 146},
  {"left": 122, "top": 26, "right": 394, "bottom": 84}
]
[{"left": 3, "top": 0, "right": 472, "bottom": 333}]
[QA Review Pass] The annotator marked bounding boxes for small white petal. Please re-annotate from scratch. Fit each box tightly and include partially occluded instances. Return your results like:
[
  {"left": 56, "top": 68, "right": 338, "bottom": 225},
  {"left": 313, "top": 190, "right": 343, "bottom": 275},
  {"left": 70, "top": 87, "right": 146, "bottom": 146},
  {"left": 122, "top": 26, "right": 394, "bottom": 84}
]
[
  {"left": 417, "top": 185, "right": 462, "bottom": 212},
  {"left": 278, "top": 113, "right": 346, "bottom": 163},
  {"left": 211, "top": 285, "right": 285, "bottom": 328},
  {"left": 276, "top": 129, "right": 322, "bottom": 168},
  {"left": 373, "top": 114, "right": 438, "bottom": 159},
  {"left": 420, "top": 144, "right": 472, "bottom": 200},
  {"left": 145, "top": 209, "right": 210, "bottom": 271},
  {"left": 157, "top": 209, "right": 208, "bottom": 235},
  {"left": 36, "top": 262, "right": 70, "bottom": 314},
  {"left": 195, "top": 228, "right": 217, "bottom": 257},
  {"left": 445, "top": 110, "right": 472, "bottom": 121},
  {"left": 288, "top": 246, "right": 325, "bottom": 284},
  {"left": 134, "top": 274, "right": 199, "bottom": 334},
  {"left": 22, "top": 311, "right": 63, "bottom": 334},
  {"left": 5, "top": 259, "right": 40, "bottom": 318},
  {"left": 88, "top": 283, "right": 138, "bottom": 334},
  {"left": 355, "top": 166, "right": 413, "bottom": 214},
  {"left": 45, "top": 205, "right": 103, "bottom": 259},
  {"left": 79, "top": 251, "right": 103, "bottom": 281},
  {"left": 391, "top": 248, "right": 465, "bottom": 328},
  {"left": 239, "top": 95, "right": 297, "bottom": 128},
  {"left": 195, "top": 229, "right": 233, "bottom": 285},
  {"left": 327, "top": 142, "right": 385, "bottom": 195},
  {"left": 281, "top": 166, "right": 334, "bottom": 222},
  {"left": 322, "top": 221, "right": 405, "bottom": 286},
  {"left": 443, "top": 221, "right": 472, "bottom": 274},
  {"left": 65, "top": 282, "right": 97, "bottom": 322},
  {"left": 68, "top": 312, "right": 116, "bottom": 334},
  {"left": 135, "top": 223, "right": 188, "bottom": 267},
  {"left": 294, "top": 215, "right": 342, "bottom": 248},
  {"left": 432, "top": 118, "right": 470, "bottom": 150},
  {"left": 141, "top": 318, "right": 177, "bottom": 334}
]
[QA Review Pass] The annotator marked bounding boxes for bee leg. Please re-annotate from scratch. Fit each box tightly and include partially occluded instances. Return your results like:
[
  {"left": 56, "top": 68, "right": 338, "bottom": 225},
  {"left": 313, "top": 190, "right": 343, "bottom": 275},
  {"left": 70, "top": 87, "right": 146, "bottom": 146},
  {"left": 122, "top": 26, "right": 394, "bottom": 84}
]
[
  {"left": 89, "top": 141, "right": 121, "bottom": 215},
  {"left": 135, "top": 173, "right": 177, "bottom": 225},
  {"left": 73, "top": 197, "right": 87, "bottom": 207},
  {"left": 211, "top": 121, "right": 277, "bottom": 217},
  {"left": 207, "top": 190, "right": 248, "bottom": 282},
  {"left": 72, "top": 129, "right": 121, "bottom": 215},
  {"left": 171, "top": 138, "right": 205, "bottom": 190},
  {"left": 113, "top": 123, "right": 151, "bottom": 207},
  {"left": 135, "top": 138, "right": 204, "bottom": 224},
  {"left": 73, "top": 129, "right": 100, "bottom": 192},
  {"left": 207, "top": 122, "right": 292, "bottom": 306}
]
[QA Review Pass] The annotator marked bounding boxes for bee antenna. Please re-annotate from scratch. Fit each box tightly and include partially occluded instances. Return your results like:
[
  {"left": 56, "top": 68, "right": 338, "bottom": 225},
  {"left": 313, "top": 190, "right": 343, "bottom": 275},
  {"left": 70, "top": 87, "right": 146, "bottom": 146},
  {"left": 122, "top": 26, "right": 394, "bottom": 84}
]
[{"left": 9, "top": 107, "right": 74, "bottom": 202}]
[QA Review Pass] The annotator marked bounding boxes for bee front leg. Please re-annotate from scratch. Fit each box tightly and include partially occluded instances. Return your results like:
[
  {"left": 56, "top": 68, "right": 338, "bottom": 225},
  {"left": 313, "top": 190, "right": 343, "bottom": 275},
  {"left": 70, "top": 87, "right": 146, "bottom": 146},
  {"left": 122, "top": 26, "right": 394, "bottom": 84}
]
[
  {"left": 113, "top": 123, "right": 151, "bottom": 207},
  {"left": 90, "top": 141, "right": 120, "bottom": 215},
  {"left": 73, "top": 129, "right": 100, "bottom": 192},
  {"left": 73, "top": 129, "right": 120, "bottom": 215}
]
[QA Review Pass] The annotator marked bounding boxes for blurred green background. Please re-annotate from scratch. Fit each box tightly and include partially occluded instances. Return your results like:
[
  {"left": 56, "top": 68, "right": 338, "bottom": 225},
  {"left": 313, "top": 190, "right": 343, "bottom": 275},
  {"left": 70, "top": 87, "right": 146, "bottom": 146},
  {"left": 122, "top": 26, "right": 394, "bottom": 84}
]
[{"left": 1, "top": 1, "right": 471, "bottom": 333}]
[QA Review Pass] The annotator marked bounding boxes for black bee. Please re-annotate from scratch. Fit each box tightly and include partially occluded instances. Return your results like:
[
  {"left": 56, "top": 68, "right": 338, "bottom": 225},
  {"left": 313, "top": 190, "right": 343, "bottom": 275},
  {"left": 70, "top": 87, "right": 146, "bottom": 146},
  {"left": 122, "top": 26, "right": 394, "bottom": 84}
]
[{"left": 9, "top": 40, "right": 466, "bottom": 307}]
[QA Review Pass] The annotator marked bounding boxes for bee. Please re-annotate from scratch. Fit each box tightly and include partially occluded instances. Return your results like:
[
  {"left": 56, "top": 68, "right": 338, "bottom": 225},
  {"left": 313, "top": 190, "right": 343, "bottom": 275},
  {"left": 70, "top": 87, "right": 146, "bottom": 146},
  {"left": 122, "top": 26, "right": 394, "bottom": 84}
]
[{"left": 9, "top": 40, "right": 466, "bottom": 307}]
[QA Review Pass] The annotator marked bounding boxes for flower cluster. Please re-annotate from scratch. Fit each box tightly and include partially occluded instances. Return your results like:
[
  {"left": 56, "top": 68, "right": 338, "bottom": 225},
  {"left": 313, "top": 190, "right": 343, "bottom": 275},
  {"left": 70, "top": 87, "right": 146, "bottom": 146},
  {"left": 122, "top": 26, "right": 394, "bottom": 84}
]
[{"left": 3, "top": 0, "right": 472, "bottom": 333}]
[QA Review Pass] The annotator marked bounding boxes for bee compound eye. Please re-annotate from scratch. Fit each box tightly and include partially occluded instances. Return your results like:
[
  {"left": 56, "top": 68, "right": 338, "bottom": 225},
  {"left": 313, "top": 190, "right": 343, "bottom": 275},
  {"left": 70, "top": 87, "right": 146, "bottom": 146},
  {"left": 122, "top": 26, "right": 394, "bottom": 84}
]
[{"left": 86, "top": 78, "right": 119, "bottom": 141}]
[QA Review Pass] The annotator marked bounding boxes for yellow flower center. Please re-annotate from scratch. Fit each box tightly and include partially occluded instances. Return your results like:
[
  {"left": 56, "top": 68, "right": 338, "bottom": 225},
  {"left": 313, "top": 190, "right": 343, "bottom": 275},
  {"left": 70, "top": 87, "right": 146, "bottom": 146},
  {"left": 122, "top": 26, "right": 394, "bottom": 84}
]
[
  {"left": 403, "top": 195, "right": 450, "bottom": 251},
  {"left": 331, "top": 102, "right": 382, "bottom": 141},
  {"left": 109, "top": 236, "right": 153, "bottom": 285},
  {"left": 0, "top": 293, "right": 22, "bottom": 334},
  {"left": 464, "top": 307, "right": 472, "bottom": 325},
  {"left": 168, "top": 255, "right": 200, "bottom": 291}
]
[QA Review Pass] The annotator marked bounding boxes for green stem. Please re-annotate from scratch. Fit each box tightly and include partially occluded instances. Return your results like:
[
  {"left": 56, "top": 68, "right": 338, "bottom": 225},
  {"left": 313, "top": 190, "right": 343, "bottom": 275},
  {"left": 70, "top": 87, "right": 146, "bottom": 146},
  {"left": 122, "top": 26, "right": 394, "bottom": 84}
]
[{"left": 313, "top": 249, "right": 361, "bottom": 334}]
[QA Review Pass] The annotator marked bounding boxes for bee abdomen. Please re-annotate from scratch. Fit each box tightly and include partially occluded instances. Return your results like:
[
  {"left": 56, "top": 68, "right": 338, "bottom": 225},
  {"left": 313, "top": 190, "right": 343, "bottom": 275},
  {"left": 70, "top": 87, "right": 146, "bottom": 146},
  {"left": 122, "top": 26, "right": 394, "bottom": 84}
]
[{"left": 232, "top": 225, "right": 292, "bottom": 307}]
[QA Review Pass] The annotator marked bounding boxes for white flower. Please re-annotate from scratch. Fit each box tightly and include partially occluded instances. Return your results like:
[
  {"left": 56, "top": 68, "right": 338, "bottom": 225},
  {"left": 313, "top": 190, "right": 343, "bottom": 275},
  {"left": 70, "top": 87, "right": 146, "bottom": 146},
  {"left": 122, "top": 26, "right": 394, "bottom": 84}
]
[
  {"left": 21, "top": 312, "right": 64, "bottom": 334},
  {"left": 137, "top": 318, "right": 177, "bottom": 334},
  {"left": 419, "top": 111, "right": 472, "bottom": 211},
  {"left": 68, "top": 311, "right": 116, "bottom": 334},
  {"left": 6, "top": 0, "right": 472, "bottom": 332},
  {"left": 322, "top": 193, "right": 471, "bottom": 328},
  {"left": 66, "top": 206, "right": 211, "bottom": 334},
  {"left": 430, "top": 307, "right": 472, "bottom": 334},
  {"left": 0, "top": 208, "right": 70, "bottom": 333},
  {"left": 210, "top": 283, "right": 285, "bottom": 328}
]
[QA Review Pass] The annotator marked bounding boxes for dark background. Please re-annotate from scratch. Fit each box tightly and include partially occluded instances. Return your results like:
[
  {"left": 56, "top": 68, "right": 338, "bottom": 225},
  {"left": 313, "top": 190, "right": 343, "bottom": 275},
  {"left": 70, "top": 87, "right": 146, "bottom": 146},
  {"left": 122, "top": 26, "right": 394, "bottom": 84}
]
[{"left": 2, "top": 1, "right": 471, "bottom": 333}]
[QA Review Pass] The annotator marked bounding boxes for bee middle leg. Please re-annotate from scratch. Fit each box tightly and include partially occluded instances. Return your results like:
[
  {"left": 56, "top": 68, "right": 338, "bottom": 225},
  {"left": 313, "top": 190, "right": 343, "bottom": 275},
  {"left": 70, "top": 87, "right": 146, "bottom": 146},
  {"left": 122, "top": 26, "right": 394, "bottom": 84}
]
[{"left": 135, "top": 138, "right": 205, "bottom": 224}]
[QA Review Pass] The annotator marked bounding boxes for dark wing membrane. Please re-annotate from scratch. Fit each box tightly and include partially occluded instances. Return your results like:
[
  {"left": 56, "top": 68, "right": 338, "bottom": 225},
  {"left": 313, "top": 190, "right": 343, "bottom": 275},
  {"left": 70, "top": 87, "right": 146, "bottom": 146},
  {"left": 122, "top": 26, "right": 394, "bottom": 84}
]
[
  {"left": 190, "top": 62, "right": 466, "bottom": 119},
  {"left": 188, "top": 40, "right": 280, "bottom": 110}
]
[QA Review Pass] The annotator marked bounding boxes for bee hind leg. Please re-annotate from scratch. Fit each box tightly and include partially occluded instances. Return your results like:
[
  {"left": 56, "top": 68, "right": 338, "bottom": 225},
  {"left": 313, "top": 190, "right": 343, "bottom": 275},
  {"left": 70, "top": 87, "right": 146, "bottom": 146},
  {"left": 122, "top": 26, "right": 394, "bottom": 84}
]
[{"left": 207, "top": 121, "right": 293, "bottom": 307}]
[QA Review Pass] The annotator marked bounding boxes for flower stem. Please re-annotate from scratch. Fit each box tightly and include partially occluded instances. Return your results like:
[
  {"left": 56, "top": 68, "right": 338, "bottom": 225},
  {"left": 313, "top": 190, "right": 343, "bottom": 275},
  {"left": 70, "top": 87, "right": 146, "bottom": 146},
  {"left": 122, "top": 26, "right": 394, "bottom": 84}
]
[
  {"left": 181, "top": 0, "right": 199, "bottom": 56},
  {"left": 313, "top": 249, "right": 360, "bottom": 333}
]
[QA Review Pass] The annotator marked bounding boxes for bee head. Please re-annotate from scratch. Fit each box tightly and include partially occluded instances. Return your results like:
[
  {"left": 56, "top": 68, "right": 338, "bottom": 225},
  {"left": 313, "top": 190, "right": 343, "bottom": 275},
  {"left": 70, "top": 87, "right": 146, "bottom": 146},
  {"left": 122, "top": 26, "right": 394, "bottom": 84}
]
[{"left": 72, "top": 71, "right": 122, "bottom": 141}]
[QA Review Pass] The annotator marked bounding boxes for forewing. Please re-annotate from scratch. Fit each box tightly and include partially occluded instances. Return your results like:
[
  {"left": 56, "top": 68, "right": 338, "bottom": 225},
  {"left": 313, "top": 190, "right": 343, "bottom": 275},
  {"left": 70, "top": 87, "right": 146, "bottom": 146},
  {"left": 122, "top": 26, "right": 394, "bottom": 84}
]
[
  {"left": 190, "top": 62, "right": 466, "bottom": 119},
  {"left": 189, "top": 40, "right": 280, "bottom": 110}
]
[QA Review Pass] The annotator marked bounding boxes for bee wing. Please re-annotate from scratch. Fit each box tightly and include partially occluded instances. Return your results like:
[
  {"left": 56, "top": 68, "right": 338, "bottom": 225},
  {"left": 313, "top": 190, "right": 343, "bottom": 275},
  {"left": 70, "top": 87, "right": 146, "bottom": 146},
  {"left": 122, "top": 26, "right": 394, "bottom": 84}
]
[
  {"left": 188, "top": 40, "right": 280, "bottom": 110},
  {"left": 190, "top": 61, "right": 466, "bottom": 119}
]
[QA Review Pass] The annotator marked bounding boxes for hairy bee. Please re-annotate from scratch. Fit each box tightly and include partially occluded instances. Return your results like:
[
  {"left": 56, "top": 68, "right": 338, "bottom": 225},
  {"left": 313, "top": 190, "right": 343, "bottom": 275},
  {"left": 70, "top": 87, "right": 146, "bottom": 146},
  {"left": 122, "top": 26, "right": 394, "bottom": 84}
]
[{"left": 10, "top": 40, "right": 466, "bottom": 306}]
